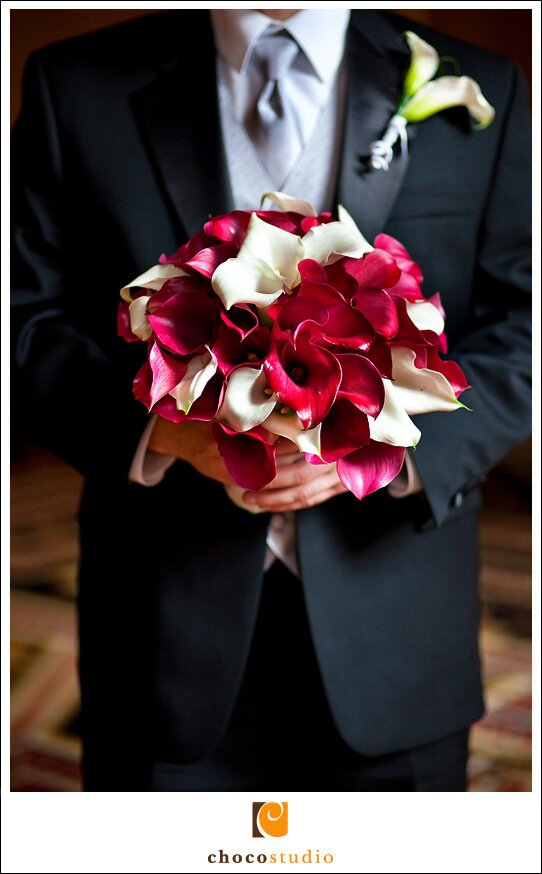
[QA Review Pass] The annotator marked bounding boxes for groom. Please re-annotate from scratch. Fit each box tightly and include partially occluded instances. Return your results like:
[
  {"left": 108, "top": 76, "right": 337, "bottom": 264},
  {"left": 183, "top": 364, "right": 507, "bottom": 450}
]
[{"left": 11, "top": 9, "right": 531, "bottom": 790}]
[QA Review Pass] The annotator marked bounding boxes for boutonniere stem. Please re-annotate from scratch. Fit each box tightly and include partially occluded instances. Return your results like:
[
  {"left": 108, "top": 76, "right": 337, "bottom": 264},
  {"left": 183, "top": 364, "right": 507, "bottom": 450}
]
[{"left": 369, "top": 115, "right": 408, "bottom": 171}]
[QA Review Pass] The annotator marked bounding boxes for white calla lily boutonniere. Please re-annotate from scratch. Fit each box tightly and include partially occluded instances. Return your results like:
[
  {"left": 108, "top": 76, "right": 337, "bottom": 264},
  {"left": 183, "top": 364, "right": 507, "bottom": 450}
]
[{"left": 369, "top": 30, "right": 496, "bottom": 170}]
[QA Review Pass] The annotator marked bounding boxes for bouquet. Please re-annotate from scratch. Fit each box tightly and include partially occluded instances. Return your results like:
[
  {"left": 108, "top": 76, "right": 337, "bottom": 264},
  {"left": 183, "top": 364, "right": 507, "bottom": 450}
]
[{"left": 118, "top": 192, "right": 469, "bottom": 500}]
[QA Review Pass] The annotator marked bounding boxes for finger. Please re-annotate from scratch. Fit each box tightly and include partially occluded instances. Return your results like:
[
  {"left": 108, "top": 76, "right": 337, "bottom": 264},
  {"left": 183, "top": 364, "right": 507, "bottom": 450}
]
[
  {"left": 259, "top": 458, "right": 327, "bottom": 491},
  {"left": 275, "top": 451, "right": 304, "bottom": 469},
  {"left": 245, "top": 467, "right": 341, "bottom": 509},
  {"left": 275, "top": 437, "right": 299, "bottom": 456},
  {"left": 253, "top": 482, "right": 347, "bottom": 513}
]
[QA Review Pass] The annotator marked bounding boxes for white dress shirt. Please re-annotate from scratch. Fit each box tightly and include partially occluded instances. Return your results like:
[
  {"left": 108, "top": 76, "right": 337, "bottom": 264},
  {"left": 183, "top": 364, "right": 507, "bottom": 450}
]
[
  {"left": 211, "top": 8, "right": 350, "bottom": 147},
  {"left": 128, "top": 9, "right": 424, "bottom": 576}
]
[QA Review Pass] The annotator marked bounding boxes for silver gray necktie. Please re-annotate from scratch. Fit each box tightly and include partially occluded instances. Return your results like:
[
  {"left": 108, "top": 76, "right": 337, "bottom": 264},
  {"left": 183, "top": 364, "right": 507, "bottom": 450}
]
[{"left": 245, "top": 29, "right": 302, "bottom": 188}]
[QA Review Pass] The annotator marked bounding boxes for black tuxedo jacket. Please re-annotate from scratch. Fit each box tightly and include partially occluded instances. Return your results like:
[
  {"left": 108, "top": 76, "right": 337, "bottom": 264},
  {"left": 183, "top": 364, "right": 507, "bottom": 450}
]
[{"left": 11, "top": 11, "right": 531, "bottom": 790}]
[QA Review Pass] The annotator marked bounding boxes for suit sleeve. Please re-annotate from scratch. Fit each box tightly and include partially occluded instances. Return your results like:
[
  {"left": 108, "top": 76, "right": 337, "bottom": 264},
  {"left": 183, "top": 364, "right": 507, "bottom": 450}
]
[
  {"left": 11, "top": 50, "right": 150, "bottom": 483},
  {"left": 408, "top": 60, "right": 531, "bottom": 528}
]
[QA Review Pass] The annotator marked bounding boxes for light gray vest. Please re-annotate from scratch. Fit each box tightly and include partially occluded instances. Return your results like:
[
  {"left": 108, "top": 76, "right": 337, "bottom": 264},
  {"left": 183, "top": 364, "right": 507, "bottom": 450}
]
[{"left": 216, "top": 57, "right": 347, "bottom": 215}]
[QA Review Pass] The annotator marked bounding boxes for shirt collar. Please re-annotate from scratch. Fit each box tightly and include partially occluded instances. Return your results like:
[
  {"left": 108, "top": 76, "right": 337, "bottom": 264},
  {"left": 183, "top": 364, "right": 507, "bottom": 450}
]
[{"left": 210, "top": 9, "right": 351, "bottom": 83}]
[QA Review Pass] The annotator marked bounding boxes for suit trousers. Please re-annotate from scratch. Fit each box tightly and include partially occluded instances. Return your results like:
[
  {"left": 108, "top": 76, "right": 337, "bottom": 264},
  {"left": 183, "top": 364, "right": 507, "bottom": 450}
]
[{"left": 149, "top": 559, "right": 472, "bottom": 791}]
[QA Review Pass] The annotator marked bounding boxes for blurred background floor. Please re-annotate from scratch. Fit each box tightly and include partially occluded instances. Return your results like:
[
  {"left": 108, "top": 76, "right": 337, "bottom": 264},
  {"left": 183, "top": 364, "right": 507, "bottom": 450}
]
[{"left": 10, "top": 440, "right": 532, "bottom": 792}]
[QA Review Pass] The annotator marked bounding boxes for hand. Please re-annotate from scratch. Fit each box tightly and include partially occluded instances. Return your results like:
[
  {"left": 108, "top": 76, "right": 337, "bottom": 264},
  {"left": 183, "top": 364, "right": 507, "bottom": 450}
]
[
  {"left": 148, "top": 417, "right": 234, "bottom": 485},
  {"left": 242, "top": 440, "right": 348, "bottom": 512}
]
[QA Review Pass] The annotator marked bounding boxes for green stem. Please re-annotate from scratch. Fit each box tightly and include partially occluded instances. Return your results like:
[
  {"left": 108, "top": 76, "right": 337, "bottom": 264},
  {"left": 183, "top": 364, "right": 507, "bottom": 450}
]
[{"left": 395, "top": 94, "right": 410, "bottom": 115}]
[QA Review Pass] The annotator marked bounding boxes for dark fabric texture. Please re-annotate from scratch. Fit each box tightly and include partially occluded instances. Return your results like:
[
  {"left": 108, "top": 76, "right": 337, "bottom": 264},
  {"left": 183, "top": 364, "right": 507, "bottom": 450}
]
[
  {"left": 149, "top": 560, "right": 471, "bottom": 791},
  {"left": 10, "top": 11, "right": 531, "bottom": 790}
]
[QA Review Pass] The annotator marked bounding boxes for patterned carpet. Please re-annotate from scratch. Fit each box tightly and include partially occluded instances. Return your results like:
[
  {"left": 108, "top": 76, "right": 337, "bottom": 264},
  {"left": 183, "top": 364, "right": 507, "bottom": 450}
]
[{"left": 10, "top": 442, "right": 532, "bottom": 792}]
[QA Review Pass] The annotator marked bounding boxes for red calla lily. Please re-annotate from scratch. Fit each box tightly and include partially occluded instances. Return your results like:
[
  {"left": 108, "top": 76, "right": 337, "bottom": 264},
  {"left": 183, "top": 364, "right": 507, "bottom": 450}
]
[
  {"left": 212, "top": 422, "right": 277, "bottom": 490},
  {"left": 159, "top": 230, "right": 216, "bottom": 266},
  {"left": 363, "top": 337, "right": 393, "bottom": 380},
  {"left": 337, "top": 441, "right": 407, "bottom": 500},
  {"left": 351, "top": 286, "right": 399, "bottom": 339},
  {"left": 388, "top": 271, "right": 425, "bottom": 301},
  {"left": 183, "top": 243, "right": 238, "bottom": 279},
  {"left": 300, "top": 212, "right": 334, "bottom": 233},
  {"left": 133, "top": 361, "right": 153, "bottom": 410},
  {"left": 148, "top": 342, "right": 188, "bottom": 408},
  {"left": 336, "top": 353, "right": 385, "bottom": 417},
  {"left": 263, "top": 334, "right": 342, "bottom": 429},
  {"left": 212, "top": 324, "right": 271, "bottom": 375},
  {"left": 117, "top": 301, "right": 139, "bottom": 342},
  {"left": 343, "top": 249, "right": 401, "bottom": 288},
  {"left": 132, "top": 359, "right": 224, "bottom": 421},
  {"left": 389, "top": 297, "right": 434, "bottom": 348},
  {"left": 147, "top": 276, "right": 219, "bottom": 355},
  {"left": 319, "top": 398, "right": 370, "bottom": 463},
  {"left": 373, "top": 233, "right": 424, "bottom": 283},
  {"left": 219, "top": 304, "right": 260, "bottom": 339},
  {"left": 297, "top": 258, "right": 346, "bottom": 305},
  {"left": 204, "top": 210, "right": 299, "bottom": 246},
  {"left": 413, "top": 348, "right": 470, "bottom": 397}
]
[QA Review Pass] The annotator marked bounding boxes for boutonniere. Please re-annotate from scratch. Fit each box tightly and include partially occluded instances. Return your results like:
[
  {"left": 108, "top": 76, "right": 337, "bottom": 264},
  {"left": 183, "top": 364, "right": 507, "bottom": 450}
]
[{"left": 369, "top": 31, "right": 496, "bottom": 170}]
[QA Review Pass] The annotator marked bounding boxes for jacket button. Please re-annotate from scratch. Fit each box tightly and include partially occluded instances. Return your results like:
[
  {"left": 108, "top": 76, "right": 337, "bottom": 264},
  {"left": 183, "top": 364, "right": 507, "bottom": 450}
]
[{"left": 451, "top": 491, "right": 464, "bottom": 508}]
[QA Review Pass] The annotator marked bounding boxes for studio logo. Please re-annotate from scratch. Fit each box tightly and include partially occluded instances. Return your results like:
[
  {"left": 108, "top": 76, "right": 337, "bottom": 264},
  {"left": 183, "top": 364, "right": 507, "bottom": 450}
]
[
  {"left": 252, "top": 802, "right": 288, "bottom": 838},
  {"left": 207, "top": 802, "right": 334, "bottom": 865}
]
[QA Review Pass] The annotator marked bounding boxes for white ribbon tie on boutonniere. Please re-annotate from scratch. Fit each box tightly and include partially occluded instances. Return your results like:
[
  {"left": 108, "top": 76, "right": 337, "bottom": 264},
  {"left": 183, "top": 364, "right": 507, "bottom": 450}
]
[{"left": 369, "top": 30, "right": 496, "bottom": 171}]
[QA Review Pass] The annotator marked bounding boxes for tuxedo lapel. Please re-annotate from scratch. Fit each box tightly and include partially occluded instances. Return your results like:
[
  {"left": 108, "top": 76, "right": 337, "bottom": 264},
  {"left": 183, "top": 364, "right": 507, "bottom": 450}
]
[
  {"left": 130, "top": 12, "right": 233, "bottom": 240},
  {"left": 337, "top": 12, "right": 414, "bottom": 241}
]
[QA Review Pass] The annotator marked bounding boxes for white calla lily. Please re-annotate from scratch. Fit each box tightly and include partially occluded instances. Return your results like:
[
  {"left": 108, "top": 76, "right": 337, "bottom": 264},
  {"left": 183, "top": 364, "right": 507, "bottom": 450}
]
[
  {"left": 212, "top": 253, "right": 285, "bottom": 310},
  {"left": 210, "top": 200, "right": 376, "bottom": 310},
  {"left": 211, "top": 213, "right": 303, "bottom": 309},
  {"left": 302, "top": 219, "right": 373, "bottom": 266},
  {"left": 169, "top": 347, "right": 217, "bottom": 414},
  {"left": 260, "top": 191, "right": 317, "bottom": 217},
  {"left": 217, "top": 365, "right": 277, "bottom": 432},
  {"left": 402, "top": 31, "right": 440, "bottom": 97},
  {"left": 120, "top": 263, "right": 187, "bottom": 302},
  {"left": 390, "top": 347, "right": 461, "bottom": 415},
  {"left": 369, "top": 380, "right": 421, "bottom": 448},
  {"left": 402, "top": 75, "right": 495, "bottom": 128},
  {"left": 241, "top": 213, "right": 303, "bottom": 289},
  {"left": 369, "top": 31, "right": 495, "bottom": 172},
  {"left": 128, "top": 295, "right": 152, "bottom": 341},
  {"left": 406, "top": 300, "right": 445, "bottom": 335},
  {"left": 263, "top": 411, "right": 323, "bottom": 458},
  {"left": 337, "top": 204, "right": 374, "bottom": 252}
]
